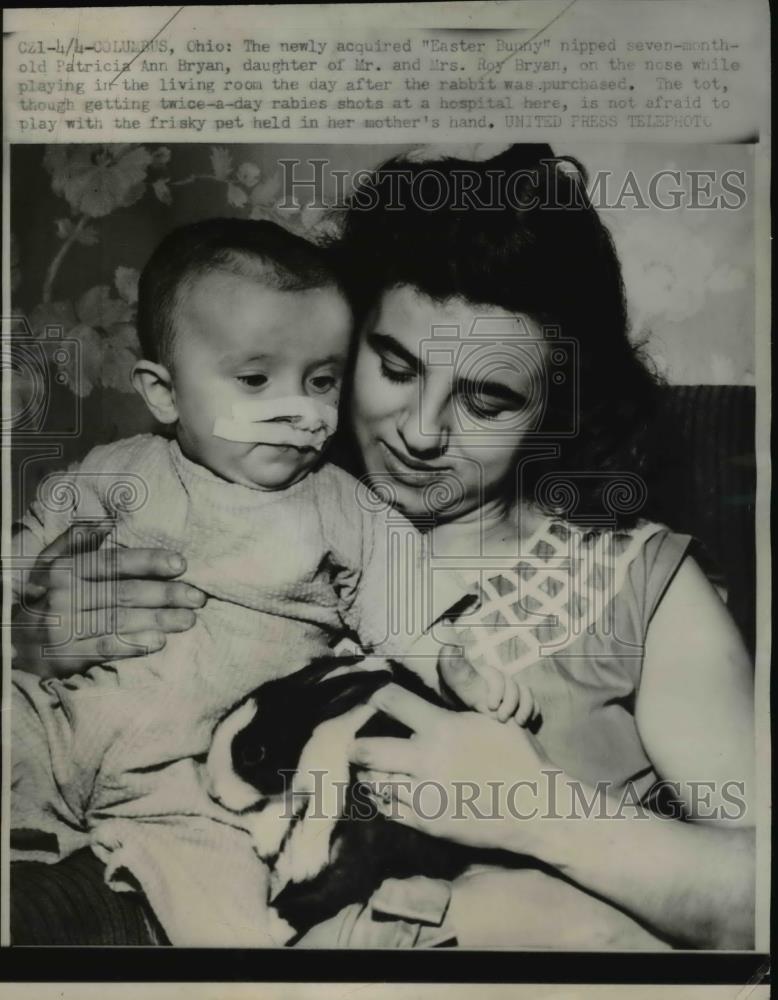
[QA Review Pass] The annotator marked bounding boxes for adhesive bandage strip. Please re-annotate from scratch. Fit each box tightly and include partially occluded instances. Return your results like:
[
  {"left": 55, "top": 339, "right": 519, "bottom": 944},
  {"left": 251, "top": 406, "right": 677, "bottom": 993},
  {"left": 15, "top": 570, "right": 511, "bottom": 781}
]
[{"left": 212, "top": 396, "right": 338, "bottom": 450}]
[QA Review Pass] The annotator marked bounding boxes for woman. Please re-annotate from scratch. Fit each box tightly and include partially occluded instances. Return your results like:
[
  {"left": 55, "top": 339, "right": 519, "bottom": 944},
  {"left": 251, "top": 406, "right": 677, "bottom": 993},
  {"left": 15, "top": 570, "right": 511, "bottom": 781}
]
[{"left": 11, "top": 145, "right": 754, "bottom": 949}]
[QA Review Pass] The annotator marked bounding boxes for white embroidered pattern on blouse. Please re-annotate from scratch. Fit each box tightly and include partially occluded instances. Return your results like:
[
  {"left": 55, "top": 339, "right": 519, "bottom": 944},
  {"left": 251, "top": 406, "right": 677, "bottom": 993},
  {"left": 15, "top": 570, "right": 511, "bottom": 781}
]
[{"left": 446, "top": 518, "right": 664, "bottom": 676}]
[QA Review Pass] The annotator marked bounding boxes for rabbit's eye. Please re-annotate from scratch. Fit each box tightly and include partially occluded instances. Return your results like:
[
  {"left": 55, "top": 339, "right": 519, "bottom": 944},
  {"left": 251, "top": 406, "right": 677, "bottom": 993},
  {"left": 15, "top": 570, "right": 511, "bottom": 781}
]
[{"left": 241, "top": 744, "right": 266, "bottom": 768}]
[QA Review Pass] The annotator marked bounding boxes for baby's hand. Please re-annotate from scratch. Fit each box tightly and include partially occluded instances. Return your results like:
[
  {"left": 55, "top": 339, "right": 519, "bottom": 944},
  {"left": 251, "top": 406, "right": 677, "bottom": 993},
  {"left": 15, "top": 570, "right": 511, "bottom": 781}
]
[{"left": 437, "top": 645, "right": 537, "bottom": 727}]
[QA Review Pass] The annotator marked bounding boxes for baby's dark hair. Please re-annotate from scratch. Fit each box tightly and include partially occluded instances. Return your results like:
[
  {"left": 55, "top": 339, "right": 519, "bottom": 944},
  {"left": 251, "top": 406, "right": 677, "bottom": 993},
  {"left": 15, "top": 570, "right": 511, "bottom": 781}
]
[
  {"left": 137, "top": 218, "right": 343, "bottom": 367},
  {"left": 333, "top": 144, "right": 660, "bottom": 527}
]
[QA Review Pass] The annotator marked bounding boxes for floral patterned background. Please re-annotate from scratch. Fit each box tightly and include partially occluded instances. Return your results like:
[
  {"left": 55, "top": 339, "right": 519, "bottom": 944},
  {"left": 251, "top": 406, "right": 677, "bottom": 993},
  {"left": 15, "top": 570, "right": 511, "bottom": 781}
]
[{"left": 9, "top": 142, "right": 754, "bottom": 517}]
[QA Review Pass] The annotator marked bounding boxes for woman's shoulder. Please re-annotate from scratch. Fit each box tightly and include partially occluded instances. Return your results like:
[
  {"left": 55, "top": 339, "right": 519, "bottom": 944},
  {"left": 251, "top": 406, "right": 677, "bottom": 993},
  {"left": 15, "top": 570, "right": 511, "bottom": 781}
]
[
  {"left": 540, "top": 516, "right": 688, "bottom": 591},
  {"left": 506, "top": 512, "right": 687, "bottom": 593},
  {"left": 613, "top": 521, "right": 693, "bottom": 632},
  {"left": 547, "top": 517, "right": 693, "bottom": 641}
]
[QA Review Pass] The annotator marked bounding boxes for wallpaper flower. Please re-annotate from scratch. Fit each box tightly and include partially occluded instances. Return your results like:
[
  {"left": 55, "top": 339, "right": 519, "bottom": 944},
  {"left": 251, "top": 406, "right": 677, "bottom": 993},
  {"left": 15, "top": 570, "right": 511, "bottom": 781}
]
[{"left": 12, "top": 143, "right": 337, "bottom": 410}]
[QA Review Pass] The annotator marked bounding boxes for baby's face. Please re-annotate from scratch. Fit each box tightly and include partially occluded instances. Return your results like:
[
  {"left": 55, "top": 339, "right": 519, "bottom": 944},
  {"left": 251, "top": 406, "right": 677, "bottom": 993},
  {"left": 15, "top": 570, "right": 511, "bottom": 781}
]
[{"left": 171, "top": 272, "right": 352, "bottom": 489}]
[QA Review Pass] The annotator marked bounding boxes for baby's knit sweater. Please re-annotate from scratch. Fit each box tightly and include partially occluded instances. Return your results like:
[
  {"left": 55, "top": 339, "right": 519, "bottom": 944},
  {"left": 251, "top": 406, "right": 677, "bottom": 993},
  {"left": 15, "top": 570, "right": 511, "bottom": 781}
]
[{"left": 11, "top": 434, "right": 458, "bottom": 944}]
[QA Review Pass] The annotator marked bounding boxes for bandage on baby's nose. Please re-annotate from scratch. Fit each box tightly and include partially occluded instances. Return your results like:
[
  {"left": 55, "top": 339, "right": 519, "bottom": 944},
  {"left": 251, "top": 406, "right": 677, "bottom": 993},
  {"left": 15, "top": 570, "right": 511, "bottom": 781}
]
[{"left": 212, "top": 396, "right": 338, "bottom": 450}]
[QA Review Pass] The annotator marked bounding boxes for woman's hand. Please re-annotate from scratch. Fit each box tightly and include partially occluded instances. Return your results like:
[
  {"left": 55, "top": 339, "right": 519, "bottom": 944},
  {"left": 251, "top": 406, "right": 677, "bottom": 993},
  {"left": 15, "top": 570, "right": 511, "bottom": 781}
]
[
  {"left": 12, "top": 523, "right": 205, "bottom": 677},
  {"left": 350, "top": 682, "right": 554, "bottom": 854},
  {"left": 350, "top": 678, "right": 756, "bottom": 949}
]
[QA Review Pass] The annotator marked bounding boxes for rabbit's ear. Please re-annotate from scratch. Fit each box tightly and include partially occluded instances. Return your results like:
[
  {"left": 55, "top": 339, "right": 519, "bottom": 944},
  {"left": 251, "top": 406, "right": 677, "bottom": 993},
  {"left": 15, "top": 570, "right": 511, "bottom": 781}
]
[
  {"left": 390, "top": 660, "right": 447, "bottom": 708},
  {"left": 314, "top": 669, "right": 392, "bottom": 724},
  {"left": 295, "top": 655, "right": 366, "bottom": 688},
  {"left": 253, "top": 655, "right": 368, "bottom": 718}
]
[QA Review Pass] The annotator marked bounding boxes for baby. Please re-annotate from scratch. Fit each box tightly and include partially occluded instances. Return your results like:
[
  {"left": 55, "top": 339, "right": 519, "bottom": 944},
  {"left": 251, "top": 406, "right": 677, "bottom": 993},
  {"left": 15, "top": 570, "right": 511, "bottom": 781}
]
[{"left": 12, "top": 219, "right": 526, "bottom": 945}]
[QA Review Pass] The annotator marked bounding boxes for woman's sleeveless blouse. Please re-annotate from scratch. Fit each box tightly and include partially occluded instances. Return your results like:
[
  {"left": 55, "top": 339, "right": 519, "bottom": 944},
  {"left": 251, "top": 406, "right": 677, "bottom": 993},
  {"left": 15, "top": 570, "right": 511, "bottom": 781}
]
[{"left": 442, "top": 519, "right": 692, "bottom": 797}]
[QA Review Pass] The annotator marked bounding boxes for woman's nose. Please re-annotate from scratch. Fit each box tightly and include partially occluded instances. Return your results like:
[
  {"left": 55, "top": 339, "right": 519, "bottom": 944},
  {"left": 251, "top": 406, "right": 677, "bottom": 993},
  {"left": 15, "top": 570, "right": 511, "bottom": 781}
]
[{"left": 398, "top": 385, "right": 451, "bottom": 458}]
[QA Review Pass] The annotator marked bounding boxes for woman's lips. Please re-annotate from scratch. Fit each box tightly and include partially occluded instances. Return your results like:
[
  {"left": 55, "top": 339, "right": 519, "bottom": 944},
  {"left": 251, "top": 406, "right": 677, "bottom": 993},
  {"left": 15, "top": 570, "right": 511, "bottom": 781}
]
[{"left": 377, "top": 440, "right": 449, "bottom": 482}]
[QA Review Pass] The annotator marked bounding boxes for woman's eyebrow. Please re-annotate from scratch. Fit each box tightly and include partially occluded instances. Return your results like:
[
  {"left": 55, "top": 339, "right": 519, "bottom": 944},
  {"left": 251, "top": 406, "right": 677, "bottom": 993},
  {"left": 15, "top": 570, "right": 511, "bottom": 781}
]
[{"left": 367, "top": 332, "right": 422, "bottom": 372}]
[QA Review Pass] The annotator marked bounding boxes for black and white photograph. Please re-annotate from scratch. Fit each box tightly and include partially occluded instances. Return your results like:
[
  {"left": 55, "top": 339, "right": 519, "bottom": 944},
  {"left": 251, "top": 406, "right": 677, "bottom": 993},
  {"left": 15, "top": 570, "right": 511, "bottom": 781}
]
[{"left": 1, "top": 1, "right": 770, "bottom": 994}]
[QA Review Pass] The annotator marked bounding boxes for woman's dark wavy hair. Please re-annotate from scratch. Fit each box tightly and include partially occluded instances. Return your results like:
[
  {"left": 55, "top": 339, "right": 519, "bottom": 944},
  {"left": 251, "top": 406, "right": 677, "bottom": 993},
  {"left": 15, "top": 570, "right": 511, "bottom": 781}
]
[{"left": 332, "top": 144, "right": 659, "bottom": 529}]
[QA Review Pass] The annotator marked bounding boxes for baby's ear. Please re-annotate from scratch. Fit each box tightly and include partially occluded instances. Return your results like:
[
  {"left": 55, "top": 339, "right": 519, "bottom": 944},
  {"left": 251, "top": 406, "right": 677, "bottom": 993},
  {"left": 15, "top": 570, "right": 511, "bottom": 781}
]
[{"left": 131, "top": 359, "right": 178, "bottom": 424}]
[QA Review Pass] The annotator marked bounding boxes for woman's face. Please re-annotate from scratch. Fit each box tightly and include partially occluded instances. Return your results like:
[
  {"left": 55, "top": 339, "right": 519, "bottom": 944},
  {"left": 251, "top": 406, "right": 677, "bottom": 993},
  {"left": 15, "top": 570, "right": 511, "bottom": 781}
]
[{"left": 350, "top": 285, "right": 550, "bottom": 523}]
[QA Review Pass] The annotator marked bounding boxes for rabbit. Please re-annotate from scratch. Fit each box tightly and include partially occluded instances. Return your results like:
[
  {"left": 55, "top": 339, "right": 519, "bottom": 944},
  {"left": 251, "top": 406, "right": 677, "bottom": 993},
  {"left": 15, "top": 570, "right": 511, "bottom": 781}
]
[{"left": 205, "top": 654, "right": 491, "bottom": 937}]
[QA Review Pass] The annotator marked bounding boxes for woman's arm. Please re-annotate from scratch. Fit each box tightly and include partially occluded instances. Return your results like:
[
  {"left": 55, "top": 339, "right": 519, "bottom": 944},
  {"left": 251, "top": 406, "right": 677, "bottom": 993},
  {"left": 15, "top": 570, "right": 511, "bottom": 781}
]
[
  {"left": 636, "top": 555, "right": 754, "bottom": 821},
  {"left": 352, "top": 559, "right": 757, "bottom": 949},
  {"left": 519, "top": 555, "right": 755, "bottom": 948},
  {"left": 525, "top": 791, "right": 754, "bottom": 949},
  {"left": 11, "top": 523, "right": 204, "bottom": 676}
]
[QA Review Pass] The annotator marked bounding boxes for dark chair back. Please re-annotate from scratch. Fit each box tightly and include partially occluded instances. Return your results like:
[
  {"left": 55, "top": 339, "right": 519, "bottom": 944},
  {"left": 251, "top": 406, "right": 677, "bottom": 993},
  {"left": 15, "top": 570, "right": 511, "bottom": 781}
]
[{"left": 647, "top": 385, "right": 756, "bottom": 656}]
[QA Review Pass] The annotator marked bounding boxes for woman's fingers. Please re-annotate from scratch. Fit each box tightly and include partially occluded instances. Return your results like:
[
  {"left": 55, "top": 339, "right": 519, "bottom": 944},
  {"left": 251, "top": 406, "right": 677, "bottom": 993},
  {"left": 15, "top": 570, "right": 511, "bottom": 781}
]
[
  {"left": 350, "top": 735, "right": 417, "bottom": 774},
  {"left": 114, "top": 607, "right": 197, "bottom": 634},
  {"left": 115, "top": 578, "right": 205, "bottom": 610},
  {"left": 25, "top": 630, "right": 168, "bottom": 674},
  {"left": 78, "top": 629, "right": 167, "bottom": 661},
  {"left": 11, "top": 530, "right": 199, "bottom": 677},
  {"left": 26, "top": 528, "right": 197, "bottom": 607},
  {"left": 34, "top": 521, "right": 111, "bottom": 563},
  {"left": 31, "top": 541, "right": 188, "bottom": 588},
  {"left": 64, "top": 579, "right": 203, "bottom": 614},
  {"left": 370, "top": 794, "right": 421, "bottom": 830},
  {"left": 12, "top": 597, "right": 199, "bottom": 682},
  {"left": 356, "top": 767, "right": 395, "bottom": 786},
  {"left": 26, "top": 523, "right": 110, "bottom": 590},
  {"left": 369, "top": 682, "right": 445, "bottom": 733},
  {"left": 78, "top": 546, "right": 188, "bottom": 582},
  {"left": 28, "top": 578, "right": 203, "bottom": 617},
  {"left": 359, "top": 769, "right": 415, "bottom": 813}
]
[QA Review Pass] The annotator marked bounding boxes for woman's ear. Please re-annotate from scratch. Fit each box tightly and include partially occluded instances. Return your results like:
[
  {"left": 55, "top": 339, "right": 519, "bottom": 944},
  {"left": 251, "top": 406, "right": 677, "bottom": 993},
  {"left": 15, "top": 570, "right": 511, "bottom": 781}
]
[{"left": 131, "top": 359, "right": 178, "bottom": 425}]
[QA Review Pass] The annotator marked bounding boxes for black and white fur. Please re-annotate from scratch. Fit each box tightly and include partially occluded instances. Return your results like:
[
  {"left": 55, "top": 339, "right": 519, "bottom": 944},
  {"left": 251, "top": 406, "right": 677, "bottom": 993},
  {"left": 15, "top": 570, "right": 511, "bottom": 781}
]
[{"left": 205, "top": 655, "right": 487, "bottom": 936}]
